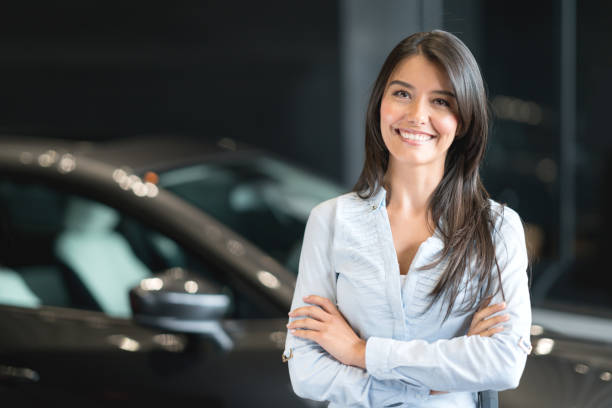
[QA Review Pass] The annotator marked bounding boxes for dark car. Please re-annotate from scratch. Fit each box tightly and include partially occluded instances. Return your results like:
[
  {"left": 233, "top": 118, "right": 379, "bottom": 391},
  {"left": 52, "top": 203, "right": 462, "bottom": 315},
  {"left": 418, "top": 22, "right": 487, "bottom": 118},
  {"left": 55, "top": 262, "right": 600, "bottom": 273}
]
[
  {"left": 0, "top": 135, "right": 341, "bottom": 406},
  {"left": 499, "top": 306, "right": 612, "bottom": 407},
  {"left": 2, "top": 135, "right": 611, "bottom": 407}
]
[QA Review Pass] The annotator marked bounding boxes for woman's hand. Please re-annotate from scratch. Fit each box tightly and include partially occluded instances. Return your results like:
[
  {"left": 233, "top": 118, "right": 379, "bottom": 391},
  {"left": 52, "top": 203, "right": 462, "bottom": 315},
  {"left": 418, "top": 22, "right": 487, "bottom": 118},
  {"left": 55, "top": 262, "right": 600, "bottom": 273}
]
[
  {"left": 430, "top": 298, "right": 509, "bottom": 395},
  {"left": 287, "top": 295, "right": 366, "bottom": 369},
  {"left": 467, "top": 298, "right": 509, "bottom": 337}
]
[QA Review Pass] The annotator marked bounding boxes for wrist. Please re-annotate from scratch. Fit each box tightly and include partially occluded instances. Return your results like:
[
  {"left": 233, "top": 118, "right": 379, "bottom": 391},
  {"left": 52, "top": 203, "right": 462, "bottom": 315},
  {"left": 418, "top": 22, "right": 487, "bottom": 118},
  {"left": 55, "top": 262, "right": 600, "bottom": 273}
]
[{"left": 351, "top": 339, "right": 367, "bottom": 369}]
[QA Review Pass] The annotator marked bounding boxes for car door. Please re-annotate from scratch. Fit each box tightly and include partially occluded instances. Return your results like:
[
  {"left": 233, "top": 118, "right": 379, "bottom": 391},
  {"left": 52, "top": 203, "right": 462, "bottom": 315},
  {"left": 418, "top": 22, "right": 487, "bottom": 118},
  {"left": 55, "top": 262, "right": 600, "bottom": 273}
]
[{"left": 0, "top": 177, "right": 305, "bottom": 407}]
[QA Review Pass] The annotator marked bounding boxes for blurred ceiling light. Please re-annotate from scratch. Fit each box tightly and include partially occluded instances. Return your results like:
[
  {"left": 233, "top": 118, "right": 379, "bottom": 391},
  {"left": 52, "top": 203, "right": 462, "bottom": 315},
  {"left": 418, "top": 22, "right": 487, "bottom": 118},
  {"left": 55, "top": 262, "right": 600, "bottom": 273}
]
[
  {"left": 257, "top": 270, "right": 280, "bottom": 289},
  {"left": 113, "top": 168, "right": 128, "bottom": 183},
  {"left": 107, "top": 335, "right": 140, "bottom": 352},
  {"left": 535, "top": 158, "right": 557, "bottom": 183},
  {"left": 492, "top": 95, "right": 543, "bottom": 125},
  {"left": 530, "top": 325, "right": 544, "bottom": 336},
  {"left": 153, "top": 334, "right": 185, "bottom": 352},
  {"left": 38, "top": 150, "right": 58, "bottom": 167},
  {"left": 0, "top": 365, "right": 39, "bottom": 382},
  {"left": 600, "top": 372, "right": 611, "bottom": 381},
  {"left": 145, "top": 182, "right": 159, "bottom": 198},
  {"left": 131, "top": 181, "right": 148, "bottom": 197},
  {"left": 534, "top": 338, "right": 554, "bottom": 355},
  {"left": 184, "top": 280, "right": 198, "bottom": 294},
  {"left": 140, "top": 277, "right": 163, "bottom": 291},
  {"left": 574, "top": 363, "right": 589, "bottom": 374},
  {"left": 58, "top": 154, "right": 76, "bottom": 174}
]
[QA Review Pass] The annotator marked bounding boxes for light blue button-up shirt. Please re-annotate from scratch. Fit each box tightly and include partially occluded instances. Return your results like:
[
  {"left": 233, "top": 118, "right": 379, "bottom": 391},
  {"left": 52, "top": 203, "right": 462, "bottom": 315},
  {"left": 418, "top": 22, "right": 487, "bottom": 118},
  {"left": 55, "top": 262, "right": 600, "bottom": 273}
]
[{"left": 284, "top": 187, "right": 531, "bottom": 408}]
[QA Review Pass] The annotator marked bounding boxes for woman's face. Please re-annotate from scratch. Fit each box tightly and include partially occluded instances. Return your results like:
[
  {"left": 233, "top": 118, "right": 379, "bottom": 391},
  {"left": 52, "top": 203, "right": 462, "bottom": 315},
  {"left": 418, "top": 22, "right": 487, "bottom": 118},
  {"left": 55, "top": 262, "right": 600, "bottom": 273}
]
[{"left": 380, "top": 54, "right": 459, "bottom": 170}]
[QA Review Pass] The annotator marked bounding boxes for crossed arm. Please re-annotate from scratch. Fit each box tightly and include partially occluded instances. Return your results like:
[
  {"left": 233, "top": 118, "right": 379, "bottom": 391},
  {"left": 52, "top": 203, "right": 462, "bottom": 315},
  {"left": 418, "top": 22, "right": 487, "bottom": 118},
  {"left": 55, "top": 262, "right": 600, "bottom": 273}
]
[
  {"left": 288, "top": 295, "right": 509, "bottom": 393},
  {"left": 283, "top": 203, "right": 531, "bottom": 405}
]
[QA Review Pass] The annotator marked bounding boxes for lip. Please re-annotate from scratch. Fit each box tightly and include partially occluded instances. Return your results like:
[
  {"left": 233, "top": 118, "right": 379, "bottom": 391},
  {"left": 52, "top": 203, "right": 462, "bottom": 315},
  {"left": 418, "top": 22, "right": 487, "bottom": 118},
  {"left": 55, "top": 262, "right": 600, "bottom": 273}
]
[
  {"left": 395, "top": 128, "right": 435, "bottom": 137},
  {"left": 394, "top": 128, "right": 436, "bottom": 145}
]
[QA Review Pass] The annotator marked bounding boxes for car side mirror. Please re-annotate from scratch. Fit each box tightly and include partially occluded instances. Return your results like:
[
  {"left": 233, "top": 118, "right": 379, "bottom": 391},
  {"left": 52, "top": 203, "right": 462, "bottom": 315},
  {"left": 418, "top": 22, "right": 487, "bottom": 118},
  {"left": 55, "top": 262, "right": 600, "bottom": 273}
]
[{"left": 129, "top": 267, "right": 233, "bottom": 350}]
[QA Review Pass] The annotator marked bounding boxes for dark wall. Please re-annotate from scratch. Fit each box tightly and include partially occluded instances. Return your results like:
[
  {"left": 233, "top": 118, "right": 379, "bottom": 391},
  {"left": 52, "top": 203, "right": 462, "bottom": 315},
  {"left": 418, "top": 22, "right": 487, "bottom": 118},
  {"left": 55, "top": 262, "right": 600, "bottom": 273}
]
[
  {"left": 445, "top": 0, "right": 612, "bottom": 310},
  {"left": 0, "top": 1, "right": 342, "bottom": 181}
]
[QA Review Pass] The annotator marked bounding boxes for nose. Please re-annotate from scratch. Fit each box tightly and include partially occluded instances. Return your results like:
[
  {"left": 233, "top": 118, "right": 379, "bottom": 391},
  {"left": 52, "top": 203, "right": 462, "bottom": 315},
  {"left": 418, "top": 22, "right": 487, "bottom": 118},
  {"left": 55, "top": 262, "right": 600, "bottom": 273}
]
[{"left": 406, "top": 97, "right": 428, "bottom": 125}]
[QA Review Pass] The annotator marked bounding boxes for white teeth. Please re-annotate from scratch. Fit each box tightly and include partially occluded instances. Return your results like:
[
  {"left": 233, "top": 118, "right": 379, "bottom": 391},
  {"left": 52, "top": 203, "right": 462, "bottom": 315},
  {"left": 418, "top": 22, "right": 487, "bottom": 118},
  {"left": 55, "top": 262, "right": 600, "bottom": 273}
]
[{"left": 398, "top": 131, "right": 433, "bottom": 141}]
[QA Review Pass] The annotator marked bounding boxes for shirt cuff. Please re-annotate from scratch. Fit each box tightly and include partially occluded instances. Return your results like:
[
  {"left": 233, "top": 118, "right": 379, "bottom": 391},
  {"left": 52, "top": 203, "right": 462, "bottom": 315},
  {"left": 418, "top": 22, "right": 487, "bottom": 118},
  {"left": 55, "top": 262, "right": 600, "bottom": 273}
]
[
  {"left": 366, "top": 336, "right": 430, "bottom": 399},
  {"left": 365, "top": 336, "right": 393, "bottom": 378}
]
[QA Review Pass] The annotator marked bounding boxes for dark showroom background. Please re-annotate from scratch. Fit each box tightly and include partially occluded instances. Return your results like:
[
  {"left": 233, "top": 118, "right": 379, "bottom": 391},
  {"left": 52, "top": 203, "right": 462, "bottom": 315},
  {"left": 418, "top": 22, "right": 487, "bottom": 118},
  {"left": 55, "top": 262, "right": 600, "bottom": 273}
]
[{"left": 1, "top": 0, "right": 612, "bottom": 407}]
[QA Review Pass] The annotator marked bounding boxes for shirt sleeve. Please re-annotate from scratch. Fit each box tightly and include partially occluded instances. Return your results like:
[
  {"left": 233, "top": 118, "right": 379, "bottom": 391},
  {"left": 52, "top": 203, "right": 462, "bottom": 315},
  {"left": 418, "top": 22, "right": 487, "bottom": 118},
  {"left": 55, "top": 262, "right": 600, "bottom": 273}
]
[
  {"left": 284, "top": 201, "right": 430, "bottom": 407},
  {"left": 365, "top": 206, "right": 532, "bottom": 392}
]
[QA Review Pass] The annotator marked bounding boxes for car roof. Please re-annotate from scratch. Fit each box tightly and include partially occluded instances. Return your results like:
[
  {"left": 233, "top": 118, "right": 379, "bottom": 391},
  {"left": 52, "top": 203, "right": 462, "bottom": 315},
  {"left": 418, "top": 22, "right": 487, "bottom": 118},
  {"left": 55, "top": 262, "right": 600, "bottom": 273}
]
[{"left": 0, "top": 134, "right": 259, "bottom": 173}]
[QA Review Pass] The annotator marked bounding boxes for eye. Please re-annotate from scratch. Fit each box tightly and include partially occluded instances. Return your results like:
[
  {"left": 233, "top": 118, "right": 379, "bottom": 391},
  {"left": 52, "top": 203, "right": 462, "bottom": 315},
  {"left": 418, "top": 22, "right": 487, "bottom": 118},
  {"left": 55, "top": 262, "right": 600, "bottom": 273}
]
[
  {"left": 433, "top": 98, "right": 451, "bottom": 107},
  {"left": 392, "top": 90, "right": 411, "bottom": 99}
]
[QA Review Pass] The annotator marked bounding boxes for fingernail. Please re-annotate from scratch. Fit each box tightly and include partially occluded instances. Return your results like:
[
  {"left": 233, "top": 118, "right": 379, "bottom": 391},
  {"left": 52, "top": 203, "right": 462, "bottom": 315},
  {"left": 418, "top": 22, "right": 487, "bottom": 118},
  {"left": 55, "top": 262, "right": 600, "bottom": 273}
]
[
  {"left": 500, "top": 302, "right": 506, "bottom": 308},
  {"left": 289, "top": 329, "right": 296, "bottom": 333},
  {"left": 286, "top": 323, "right": 290, "bottom": 328},
  {"left": 302, "top": 296, "right": 309, "bottom": 300}
]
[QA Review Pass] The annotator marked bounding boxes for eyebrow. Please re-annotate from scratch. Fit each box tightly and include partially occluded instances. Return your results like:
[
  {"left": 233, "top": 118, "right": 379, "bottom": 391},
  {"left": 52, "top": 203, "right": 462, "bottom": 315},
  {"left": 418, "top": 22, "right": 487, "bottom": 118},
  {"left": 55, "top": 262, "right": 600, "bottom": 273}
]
[{"left": 388, "top": 80, "right": 456, "bottom": 98}]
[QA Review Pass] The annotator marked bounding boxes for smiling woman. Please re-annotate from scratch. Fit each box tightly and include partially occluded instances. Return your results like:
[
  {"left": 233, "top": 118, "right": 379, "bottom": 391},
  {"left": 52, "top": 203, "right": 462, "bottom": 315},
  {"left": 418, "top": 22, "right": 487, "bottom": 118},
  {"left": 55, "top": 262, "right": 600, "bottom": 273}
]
[
  {"left": 284, "top": 30, "right": 531, "bottom": 408},
  {"left": 380, "top": 56, "right": 458, "bottom": 169}
]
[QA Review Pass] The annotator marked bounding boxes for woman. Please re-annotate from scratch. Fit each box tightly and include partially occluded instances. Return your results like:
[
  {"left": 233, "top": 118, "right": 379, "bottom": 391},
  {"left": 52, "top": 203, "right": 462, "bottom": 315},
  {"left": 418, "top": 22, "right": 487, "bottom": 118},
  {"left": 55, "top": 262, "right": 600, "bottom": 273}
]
[{"left": 283, "top": 30, "right": 531, "bottom": 407}]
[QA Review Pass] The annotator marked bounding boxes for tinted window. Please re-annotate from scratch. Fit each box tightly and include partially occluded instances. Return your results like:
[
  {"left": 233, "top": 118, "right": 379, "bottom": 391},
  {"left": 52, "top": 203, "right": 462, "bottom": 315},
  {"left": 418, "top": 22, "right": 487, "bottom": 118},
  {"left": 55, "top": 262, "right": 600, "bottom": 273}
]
[
  {"left": 159, "top": 155, "right": 344, "bottom": 273},
  {"left": 0, "top": 178, "right": 270, "bottom": 318}
]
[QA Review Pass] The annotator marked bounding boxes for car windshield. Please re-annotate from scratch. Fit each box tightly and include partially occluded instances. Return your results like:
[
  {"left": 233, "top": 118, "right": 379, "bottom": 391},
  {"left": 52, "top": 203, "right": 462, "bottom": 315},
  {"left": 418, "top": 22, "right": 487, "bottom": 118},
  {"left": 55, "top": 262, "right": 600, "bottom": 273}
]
[{"left": 158, "top": 155, "right": 345, "bottom": 274}]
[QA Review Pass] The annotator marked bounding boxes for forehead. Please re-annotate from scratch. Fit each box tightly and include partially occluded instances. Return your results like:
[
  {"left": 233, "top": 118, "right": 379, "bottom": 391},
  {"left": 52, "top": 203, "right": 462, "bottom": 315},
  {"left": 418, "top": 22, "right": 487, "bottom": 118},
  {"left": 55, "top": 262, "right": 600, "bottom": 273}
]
[{"left": 387, "top": 54, "right": 453, "bottom": 91}]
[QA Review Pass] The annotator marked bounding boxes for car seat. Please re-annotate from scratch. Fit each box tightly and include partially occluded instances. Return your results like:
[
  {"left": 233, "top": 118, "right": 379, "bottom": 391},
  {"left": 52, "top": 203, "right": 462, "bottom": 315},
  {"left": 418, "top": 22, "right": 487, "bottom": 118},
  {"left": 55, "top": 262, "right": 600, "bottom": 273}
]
[
  {"left": 0, "top": 267, "right": 41, "bottom": 308},
  {"left": 54, "top": 197, "right": 151, "bottom": 317}
]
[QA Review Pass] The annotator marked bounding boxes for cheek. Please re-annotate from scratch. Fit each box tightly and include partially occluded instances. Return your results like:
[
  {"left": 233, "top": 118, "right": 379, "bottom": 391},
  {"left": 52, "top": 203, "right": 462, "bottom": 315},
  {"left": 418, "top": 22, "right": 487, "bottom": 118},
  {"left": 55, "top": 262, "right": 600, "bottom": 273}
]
[
  {"left": 379, "top": 99, "right": 400, "bottom": 130},
  {"left": 434, "top": 114, "right": 459, "bottom": 138}
]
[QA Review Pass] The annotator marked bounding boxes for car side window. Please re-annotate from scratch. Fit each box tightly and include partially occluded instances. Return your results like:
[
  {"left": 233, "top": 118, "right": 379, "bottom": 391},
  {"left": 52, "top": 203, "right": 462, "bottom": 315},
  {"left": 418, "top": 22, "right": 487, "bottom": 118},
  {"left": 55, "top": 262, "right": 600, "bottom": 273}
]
[{"left": 0, "top": 178, "right": 270, "bottom": 318}]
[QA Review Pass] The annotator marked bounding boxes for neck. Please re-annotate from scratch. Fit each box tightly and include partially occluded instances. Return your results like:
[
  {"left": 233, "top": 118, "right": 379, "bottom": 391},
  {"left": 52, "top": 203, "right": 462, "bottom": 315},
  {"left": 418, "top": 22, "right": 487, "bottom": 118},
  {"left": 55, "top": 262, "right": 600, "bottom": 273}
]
[{"left": 383, "top": 159, "right": 445, "bottom": 216}]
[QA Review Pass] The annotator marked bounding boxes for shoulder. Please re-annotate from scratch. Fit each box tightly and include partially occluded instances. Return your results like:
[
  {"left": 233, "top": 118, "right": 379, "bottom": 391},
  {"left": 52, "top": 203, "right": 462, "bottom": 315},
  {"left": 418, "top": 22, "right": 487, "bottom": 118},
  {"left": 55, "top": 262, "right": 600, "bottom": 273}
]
[
  {"left": 308, "top": 191, "right": 368, "bottom": 223},
  {"left": 488, "top": 199, "right": 527, "bottom": 249}
]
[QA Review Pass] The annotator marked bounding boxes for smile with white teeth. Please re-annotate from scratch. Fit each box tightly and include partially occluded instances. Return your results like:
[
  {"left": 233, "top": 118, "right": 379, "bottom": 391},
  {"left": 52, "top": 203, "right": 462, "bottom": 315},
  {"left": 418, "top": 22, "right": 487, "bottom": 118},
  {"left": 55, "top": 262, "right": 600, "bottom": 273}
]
[{"left": 396, "top": 129, "right": 434, "bottom": 142}]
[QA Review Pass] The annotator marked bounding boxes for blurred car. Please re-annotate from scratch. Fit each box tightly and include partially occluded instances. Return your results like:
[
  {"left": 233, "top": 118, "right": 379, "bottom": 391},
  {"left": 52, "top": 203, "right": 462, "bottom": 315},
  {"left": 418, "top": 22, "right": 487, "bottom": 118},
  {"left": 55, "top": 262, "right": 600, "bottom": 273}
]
[
  {"left": 1, "top": 135, "right": 611, "bottom": 407},
  {"left": 499, "top": 306, "right": 612, "bottom": 407},
  {"left": 0, "top": 134, "right": 341, "bottom": 406}
]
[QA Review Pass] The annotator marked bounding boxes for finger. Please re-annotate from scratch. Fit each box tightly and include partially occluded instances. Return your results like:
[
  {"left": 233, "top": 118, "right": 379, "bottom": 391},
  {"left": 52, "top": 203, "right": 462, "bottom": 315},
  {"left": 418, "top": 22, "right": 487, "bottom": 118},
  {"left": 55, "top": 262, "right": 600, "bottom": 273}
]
[
  {"left": 287, "top": 317, "right": 324, "bottom": 331},
  {"left": 289, "top": 306, "right": 329, "bottom": 321},
  {"left": 473, "top": 301, "right": 506, "bottom": 322},
  {"left": 303, "top": 295, "right": 337, "bottom": 315},
  {"left": 290, "top": 327, "right": 319, "bottom": 342},
  {"left": 477, "top": 325, "right": 505, "bottom": 338},
  {"left": 470, "top": 313, "right": 509, "bottom": 334},
  {"left": 469, "top": 314, "right": 509, "bottom": 335},
  {"left": 474, "top": 302, "right": 505, "bottom": 321}
]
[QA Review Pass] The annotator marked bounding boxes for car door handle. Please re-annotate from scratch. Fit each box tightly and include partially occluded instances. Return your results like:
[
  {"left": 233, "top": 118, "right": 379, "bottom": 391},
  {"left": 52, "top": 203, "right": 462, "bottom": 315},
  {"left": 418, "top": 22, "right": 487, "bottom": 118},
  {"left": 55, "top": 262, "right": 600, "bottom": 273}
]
[{"left": 0, "top": 364, "right": 40, "bottom": 384}]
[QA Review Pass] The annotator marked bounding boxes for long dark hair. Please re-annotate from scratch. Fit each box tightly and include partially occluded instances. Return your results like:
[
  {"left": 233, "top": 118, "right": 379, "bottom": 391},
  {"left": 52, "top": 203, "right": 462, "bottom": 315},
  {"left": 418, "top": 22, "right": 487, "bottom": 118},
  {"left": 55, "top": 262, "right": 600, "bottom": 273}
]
[{"left": 352, "top": 30, "right": 503, "bottom": 319}]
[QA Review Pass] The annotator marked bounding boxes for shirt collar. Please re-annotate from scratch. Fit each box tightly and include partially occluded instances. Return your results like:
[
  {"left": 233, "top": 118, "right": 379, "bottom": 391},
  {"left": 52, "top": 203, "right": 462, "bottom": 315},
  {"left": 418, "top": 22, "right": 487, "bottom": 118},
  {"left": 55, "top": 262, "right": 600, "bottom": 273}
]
[{"left": 367, "top": 185, "right": 387, "bottom": 212}]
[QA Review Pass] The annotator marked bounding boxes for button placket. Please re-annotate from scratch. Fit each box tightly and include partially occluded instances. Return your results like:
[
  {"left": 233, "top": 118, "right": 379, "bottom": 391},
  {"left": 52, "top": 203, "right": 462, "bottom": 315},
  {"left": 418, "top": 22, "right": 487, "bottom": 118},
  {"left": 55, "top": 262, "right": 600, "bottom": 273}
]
[{"left": 377, "top": 204, "right": 407, "bottom": 339}]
